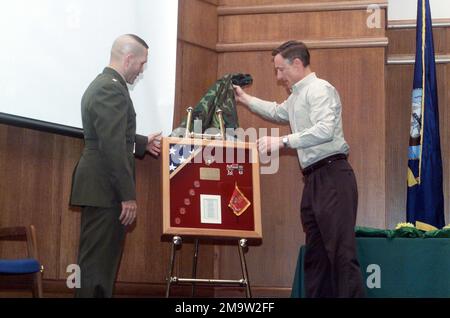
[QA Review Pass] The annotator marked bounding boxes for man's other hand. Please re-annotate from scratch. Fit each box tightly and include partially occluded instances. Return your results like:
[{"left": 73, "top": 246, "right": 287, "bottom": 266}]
[
  {"left": 257, "top": 136, "right": 283, "bottom": 154},
  {"left": 147, "top": 132, "right": 162, "bottom": 156},
  {"left": 119, "top": 200, "right": 137, "bottom": 226},
  {"left": 233, "top": 85, "right": 252, "bottom": 106}
]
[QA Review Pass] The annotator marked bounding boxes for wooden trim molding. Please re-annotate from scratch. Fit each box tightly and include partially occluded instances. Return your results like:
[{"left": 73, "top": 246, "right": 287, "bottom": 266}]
[
  {"left": 178, "top": 37, "right": 217, "bottom": 52},
  {"left": 217, "top": 37, "right": 388, "bottom": 52},
  {"left": 218, "top": 0, "right": 387, "bottom": 16},
  {"left": 388, "top": 18, "right": 450, "bottom": 29},
  {"left": 387, "top": 54, "right": 450, "bottom": 65},
  {"left": 200, "top": 0, "right": 219, "bottom": 6}
]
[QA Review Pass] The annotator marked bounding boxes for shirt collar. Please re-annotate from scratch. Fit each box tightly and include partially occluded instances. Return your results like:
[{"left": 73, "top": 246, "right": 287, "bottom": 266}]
[{"left": 291, "top": 72, "right": 317, "bottom": 94}]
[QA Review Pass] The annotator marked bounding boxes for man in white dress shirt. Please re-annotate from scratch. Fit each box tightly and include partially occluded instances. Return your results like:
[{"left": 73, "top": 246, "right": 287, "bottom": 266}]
[{"left": 234, "top": 40, "right": 365, "bottom": 298}]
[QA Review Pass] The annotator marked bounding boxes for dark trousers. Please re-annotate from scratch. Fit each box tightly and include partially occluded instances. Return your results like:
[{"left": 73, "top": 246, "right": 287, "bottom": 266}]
[
  {"left": 75, "top": 205, "right": 125, "bottom": 298},
  {"left": 301, "top": 158, "right": 365, "bottom": 298}
]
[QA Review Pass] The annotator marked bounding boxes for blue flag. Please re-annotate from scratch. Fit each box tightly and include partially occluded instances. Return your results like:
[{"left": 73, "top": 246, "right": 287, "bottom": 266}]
[{"left": 407, "top": 0, "right": 445, "bottom": 228}]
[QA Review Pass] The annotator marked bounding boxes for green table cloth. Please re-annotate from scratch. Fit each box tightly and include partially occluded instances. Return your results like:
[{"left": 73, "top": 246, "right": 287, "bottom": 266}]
[{"left": 291, "top": 237, "right": 450, "bottom": 298}]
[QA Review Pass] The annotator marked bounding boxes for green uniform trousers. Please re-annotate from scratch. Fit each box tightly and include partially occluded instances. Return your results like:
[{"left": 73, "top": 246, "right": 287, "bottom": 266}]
[{"left": 75, "top": 206, "right": 125, "bottom": 298}]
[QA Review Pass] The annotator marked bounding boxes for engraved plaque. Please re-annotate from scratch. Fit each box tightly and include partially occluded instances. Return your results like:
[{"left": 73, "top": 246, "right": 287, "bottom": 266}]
[{"left": 200, "top": 167, "right": 220, "bottom": 181}]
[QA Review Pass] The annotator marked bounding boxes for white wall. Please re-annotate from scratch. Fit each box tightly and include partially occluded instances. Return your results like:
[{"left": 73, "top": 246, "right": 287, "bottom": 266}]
[
  {"left": 389, "top": 0, "right": 450, "bottom": 21},
  {"left": 0, "top": 0, "right": 178, "bottom": 136}
]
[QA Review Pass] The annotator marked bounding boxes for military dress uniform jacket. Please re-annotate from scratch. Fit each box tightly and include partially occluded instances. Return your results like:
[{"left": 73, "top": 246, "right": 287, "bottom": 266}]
[{"left": 70, "top": 67, "right": 147, "bottom": 208}]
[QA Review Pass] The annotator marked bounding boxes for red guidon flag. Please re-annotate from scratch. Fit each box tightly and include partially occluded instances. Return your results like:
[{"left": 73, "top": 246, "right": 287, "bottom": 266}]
[{"left": 228, "top": 183, "right": 251, "bottom": 216}]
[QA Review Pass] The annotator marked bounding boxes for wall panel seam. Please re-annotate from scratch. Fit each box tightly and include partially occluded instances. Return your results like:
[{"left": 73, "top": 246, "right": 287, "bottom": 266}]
[
  {"left": 218, "top": 0, "right": 387, "bottom": 16},
  {"left": 178, "top": 38, "right": 218, "bottom": 52},
  {"left": 388, "top": 18, "right": 450, "bottom": 29},
  {"left": 387, "top": 54, "right": 450, "bottom": 65},
  {"left": 217, "top": 37, "right": 388, "bottom": 52}
]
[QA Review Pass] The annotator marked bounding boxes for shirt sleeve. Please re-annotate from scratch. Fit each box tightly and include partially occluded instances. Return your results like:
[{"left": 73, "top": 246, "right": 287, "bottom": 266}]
[
  {"left": 248, "top": 96, "right": 290, "bottom": 123},
  {"left": 287, "top": 84, "right": 339, "bottom": 149},
  {"left": 134, "top": 134, "right": 148, "bottom": 158}
]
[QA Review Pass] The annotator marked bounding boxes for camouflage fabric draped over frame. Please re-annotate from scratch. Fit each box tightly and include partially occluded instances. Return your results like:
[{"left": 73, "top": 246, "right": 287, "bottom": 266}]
[{"left": 171, "top": 73, "right": 252, "bottom": 138}]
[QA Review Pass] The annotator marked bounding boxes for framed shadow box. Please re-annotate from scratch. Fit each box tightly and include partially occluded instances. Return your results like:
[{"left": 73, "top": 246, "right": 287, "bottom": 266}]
[{"left": 161, "top": 137, "right": 262, "bottom": 239}]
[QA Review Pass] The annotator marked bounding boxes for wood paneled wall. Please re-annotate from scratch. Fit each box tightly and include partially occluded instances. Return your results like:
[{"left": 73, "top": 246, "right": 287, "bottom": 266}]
[
  {"left": 0, "top": 0, "right": 394, "bottom": 298},
  {"left": 0, "top": 125, "right": 175, "bottom": 296},
  {"left": 386, "top": 25, "right": 450, "bottom": 228}
]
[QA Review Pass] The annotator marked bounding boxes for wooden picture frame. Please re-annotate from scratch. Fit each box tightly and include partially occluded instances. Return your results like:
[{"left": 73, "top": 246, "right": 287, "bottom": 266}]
[{"left": 161, "top": 137, "right": 262, "bottom": 239}]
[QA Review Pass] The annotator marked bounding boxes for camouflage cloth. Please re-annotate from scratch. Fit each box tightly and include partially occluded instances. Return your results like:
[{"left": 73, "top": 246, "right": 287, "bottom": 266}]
[{"left": 171, "top": 73, "right": 252, "bottom": 138}]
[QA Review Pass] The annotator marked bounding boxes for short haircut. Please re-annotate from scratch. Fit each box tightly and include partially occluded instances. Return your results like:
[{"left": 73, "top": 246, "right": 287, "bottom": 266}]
[
  {"left": 272, "top": 40, "right": 310, "bottom": 67},
  {"left": 126, "top": 34, "right": 149, "bottom": 49}
]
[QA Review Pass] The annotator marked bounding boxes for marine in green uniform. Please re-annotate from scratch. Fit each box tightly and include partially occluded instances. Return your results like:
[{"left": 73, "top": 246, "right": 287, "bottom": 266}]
[{"left": 70, "top": 34, "right": 161, "bottom": 298}]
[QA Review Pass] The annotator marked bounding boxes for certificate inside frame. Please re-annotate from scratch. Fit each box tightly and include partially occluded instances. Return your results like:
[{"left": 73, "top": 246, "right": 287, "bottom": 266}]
[
  {"left": 200, "top": 194, "right": 222, "bottom": 224},
  {"left": 161, "top": 137, "right": 262, "bottom": 239}
]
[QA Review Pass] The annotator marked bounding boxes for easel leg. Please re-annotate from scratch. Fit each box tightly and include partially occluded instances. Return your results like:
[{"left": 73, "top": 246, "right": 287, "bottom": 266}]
[
  {"left": 166, "top": 236, "right": 182, "bottom": 298},
  {"left": 191, "top": 239, "right": 199, "bottom": 297},
  {"left": 238, "top": 238, "right": 252, "bottom": 298}
]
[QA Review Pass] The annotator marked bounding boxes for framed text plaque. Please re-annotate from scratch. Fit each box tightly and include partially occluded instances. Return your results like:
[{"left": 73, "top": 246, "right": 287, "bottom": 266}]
[{"left": 161, "top": 137, "right": 262, "bottom": 239}]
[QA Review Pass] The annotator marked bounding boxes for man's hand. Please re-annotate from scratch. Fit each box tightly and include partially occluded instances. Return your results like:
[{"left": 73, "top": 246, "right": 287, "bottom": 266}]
[
  {"left": 119, "top": 200, "right": 137, "bottom": 226},
  {"left": 233, "top": 85, "right": 252, "bottom": 106},
  {"left": 147, "top": 132, "right": 162, "bottom": 156},
  {"left": 257, "top": 136, "right": 283, "bottom": 154}
]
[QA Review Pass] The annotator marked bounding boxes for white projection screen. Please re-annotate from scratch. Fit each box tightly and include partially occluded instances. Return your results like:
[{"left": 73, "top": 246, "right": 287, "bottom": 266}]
[{"left": 0, "top": 0, "right": 178, "bottom": 137}]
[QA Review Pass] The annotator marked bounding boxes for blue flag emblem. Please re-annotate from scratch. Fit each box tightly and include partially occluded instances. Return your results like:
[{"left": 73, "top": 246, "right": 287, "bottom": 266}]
[{"left": 406, "top": 0, "right": 445, "bottom": 228}]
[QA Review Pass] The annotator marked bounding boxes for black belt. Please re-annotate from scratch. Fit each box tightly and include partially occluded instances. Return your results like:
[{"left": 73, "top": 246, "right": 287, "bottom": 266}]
[{"left": 302, "top": 153, "right": 347, "bottom": 176}]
